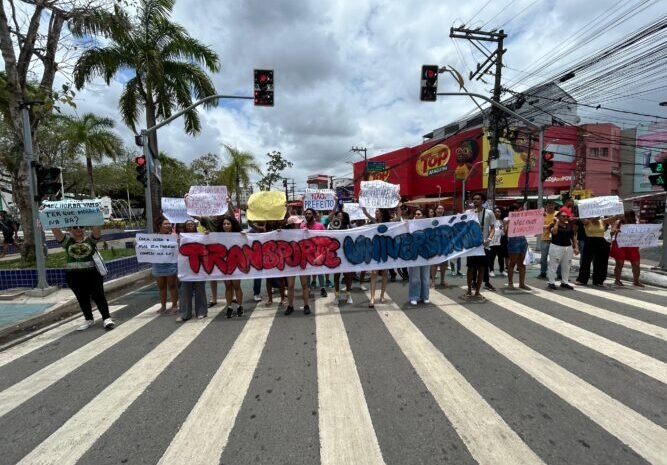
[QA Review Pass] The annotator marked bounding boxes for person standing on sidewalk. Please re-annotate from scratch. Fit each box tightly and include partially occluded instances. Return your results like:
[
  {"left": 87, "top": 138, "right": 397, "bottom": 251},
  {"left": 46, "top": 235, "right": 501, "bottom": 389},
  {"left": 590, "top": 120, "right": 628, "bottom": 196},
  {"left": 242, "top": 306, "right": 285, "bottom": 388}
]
[
  {"left": 547, "top": 208, "right": 579, "bottom": 290},
  {"left": 610, "top": 211, "right": 644, "bottom": 287},
  {"left": 576, "top": 216, "right": 616, "bottom": 287},
  {"left": 504, "top": 211, "right": 530, "bottom": 290},
  {"left": 177, "top": 220, "right": 207, "bottom": 322},
  {"left": 464, "top": 192, "right": 495, "bottom": 300},
  {"left": 488, "top": 206, "right": 505, "bottom": 277},
  {"left": 408, "top": 209, "right": 431, "bottom": 305},
  {"left": 51, "top": 224, "right": 114, "bottom": 330},
  {"left": 153, "top": 217, "right": 179, "bottom": 314},
  {"left": 537, "top": 200, "right": 557, "bottom": 280}
]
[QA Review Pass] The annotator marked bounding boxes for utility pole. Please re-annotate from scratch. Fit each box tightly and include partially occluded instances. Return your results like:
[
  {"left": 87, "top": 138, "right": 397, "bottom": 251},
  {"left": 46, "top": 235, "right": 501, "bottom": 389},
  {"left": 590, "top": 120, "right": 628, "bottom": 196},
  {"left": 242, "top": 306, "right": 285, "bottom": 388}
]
[
  {"left": 351, "top": 146, "right": 368, "bottom": 181},
  {"left": 450, "top": 27, "right": 507, "bottom": 206}
]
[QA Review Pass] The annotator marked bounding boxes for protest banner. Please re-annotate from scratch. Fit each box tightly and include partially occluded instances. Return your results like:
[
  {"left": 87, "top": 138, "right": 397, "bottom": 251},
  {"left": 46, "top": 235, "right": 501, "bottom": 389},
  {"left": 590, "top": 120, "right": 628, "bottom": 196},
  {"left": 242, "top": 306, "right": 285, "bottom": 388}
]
[
  {"left": 304, "top": 189, "right": 336, "bottom": 211},
  {"left": 616, "top": 224, "right": 662, "bottom": 248},
  {"left": 247, "top": 191, "right": 286, "bottom": 221},
  {"left": 342, "top": 202, "right": 368, "bottom": 221},
  {"left": 135, "top": 233, "right": 179, "bottom": 264},
  {"left": 577, "top": 196, "right": 624, "bottom": 218},
  {"left": 358, "top": 181, "right": 400, "bottom": 209},
  {"left": 161, "top": 197, "right": 193, "bottom": 224},
  {"left": 39, "top": 200, "right": 104, "bottom": 228},
  {"left": 178, "top": 214, "right": 484, "bottom": 281},
  {"left": 507, "top": 208, "right": 544, "bottom": 237},
  {"left": 185, "top": 186, "right": 228, "bottom": 217}
]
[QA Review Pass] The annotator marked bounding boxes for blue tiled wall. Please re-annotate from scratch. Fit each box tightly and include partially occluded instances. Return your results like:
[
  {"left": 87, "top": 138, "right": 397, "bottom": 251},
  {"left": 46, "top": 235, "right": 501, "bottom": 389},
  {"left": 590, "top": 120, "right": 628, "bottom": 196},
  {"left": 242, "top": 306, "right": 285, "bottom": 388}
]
[{"left": 0, "top": 256, "right": 150, "bottom": 291}]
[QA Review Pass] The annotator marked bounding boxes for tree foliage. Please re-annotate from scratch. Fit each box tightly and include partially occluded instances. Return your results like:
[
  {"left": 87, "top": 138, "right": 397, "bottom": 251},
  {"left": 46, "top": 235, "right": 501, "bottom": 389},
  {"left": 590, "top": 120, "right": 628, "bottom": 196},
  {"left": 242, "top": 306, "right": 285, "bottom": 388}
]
[{"left": 257, "top": 151, "right": 293, "bottom": 191}]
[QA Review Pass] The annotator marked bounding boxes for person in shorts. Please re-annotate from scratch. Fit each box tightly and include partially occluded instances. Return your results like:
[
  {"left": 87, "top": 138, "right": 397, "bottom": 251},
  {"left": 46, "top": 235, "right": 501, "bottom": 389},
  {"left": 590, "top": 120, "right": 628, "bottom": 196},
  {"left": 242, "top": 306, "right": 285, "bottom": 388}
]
[{"left": 464, "top": 193, "right": 495, "bottom": 300}]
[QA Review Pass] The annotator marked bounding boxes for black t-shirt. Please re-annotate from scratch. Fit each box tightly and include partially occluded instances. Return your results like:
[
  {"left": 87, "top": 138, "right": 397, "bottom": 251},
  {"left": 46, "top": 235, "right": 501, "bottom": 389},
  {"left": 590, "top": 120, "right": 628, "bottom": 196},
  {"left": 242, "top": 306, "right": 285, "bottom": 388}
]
[{"left": 551, "top": 223, "right": 574, "bottom": 247}]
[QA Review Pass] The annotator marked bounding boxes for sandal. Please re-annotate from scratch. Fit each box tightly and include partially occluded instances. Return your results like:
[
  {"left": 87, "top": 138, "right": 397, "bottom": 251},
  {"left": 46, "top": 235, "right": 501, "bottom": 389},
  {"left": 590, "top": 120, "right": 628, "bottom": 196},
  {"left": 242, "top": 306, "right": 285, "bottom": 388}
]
[
  {"left": 614, "top": 280, "right": 624, "bottom": 287},
  {"left": 208, "top": 301, "right": 217, "bottom": 308}
]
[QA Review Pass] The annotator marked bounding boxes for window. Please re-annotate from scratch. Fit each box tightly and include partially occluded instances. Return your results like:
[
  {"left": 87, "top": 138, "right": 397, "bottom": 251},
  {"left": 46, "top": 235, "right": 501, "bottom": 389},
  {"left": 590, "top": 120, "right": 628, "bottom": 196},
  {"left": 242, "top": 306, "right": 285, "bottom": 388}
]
[
  {"left": 589, "top": 148, "right": 599, "bottom": 158},
  {"left": 600, "top": 148, "right": 608, "bottom": 157}
]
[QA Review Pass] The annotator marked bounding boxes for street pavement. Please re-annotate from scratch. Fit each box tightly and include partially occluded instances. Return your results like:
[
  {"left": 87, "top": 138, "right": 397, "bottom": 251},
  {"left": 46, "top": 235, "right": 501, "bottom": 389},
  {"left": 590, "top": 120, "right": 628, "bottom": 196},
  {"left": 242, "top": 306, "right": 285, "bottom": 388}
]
[{"left": 0, "top": 271, "right": 665, "bottom": 465}]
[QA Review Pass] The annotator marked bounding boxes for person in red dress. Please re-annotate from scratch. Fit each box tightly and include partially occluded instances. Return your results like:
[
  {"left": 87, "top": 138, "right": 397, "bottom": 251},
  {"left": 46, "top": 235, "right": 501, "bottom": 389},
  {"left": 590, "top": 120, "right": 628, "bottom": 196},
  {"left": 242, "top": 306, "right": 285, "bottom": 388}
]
[{"left": 610, "top": 211, "right": 644, "bottom": 287}]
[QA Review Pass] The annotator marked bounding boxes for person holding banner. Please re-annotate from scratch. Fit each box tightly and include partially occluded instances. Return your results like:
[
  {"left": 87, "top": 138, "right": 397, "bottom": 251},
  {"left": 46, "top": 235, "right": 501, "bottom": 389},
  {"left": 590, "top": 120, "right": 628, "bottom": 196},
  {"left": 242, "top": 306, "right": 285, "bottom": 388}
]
[
  {"left": 408, "top": 209, "right": 431, "bottom": 305},
  {"left": 282, "top": 215, "right": 313, "bottom": 316},
  {"left": 153, "top": 217, "right": 179, "bottom": 314},
  {"left": 300, "top": 208, "right": 328, "bottom": 300},
  {"left": 547, "top": 208, "right": 579, "bottom": 290},
  {"left": 610, "top": 211, "right": 644, "bottom": 287},
  {"left": 220, "top": 215, "right": 245, "bottom": 318},
  {"left": 51, "top": 224, "right": 115, "bottom": 330},
  {"left": 362, "top": 207, "right": 393, "bottom": 307},
  {"left": 177, "top": 220, "right": 208, "bottom": 321},
  {"left": 329, "top": 209, "right": 354, "bottom": 304}
]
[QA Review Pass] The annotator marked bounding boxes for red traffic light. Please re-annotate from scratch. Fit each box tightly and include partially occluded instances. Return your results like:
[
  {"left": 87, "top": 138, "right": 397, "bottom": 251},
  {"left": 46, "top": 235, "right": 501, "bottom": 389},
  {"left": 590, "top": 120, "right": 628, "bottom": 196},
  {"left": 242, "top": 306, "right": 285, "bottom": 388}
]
[{"left": 135, "top": 155, "right": 146, "bottom": 167}]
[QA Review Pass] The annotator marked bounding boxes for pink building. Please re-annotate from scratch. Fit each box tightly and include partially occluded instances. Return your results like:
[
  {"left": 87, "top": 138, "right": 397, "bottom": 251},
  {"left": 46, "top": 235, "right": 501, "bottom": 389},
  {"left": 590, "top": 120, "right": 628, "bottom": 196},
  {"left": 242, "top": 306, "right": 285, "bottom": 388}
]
[{"left": 580, "top": 123, "right": 621, "bottom": 195}]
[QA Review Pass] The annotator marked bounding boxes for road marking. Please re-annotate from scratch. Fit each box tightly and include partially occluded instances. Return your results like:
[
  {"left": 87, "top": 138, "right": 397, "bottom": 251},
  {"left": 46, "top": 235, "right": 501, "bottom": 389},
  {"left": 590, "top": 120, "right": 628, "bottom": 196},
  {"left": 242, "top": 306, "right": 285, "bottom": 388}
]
[
  {"left": 530, "top": 287, "right": 667, "bottom": 341},
  {"left": 0, "top": 305, "right": 127, "bottom": 368},
  {"left": 317, "top": 295, "right": 386, "bottom": 465},
  {"left": 0, "top": 304, "right": 160, "bottom": 418},
  {"left": 573, "top": 286, "right": 667, "bottom": 316},
  {"left": 15, "top": 309, "right": 221, "bottom": 465},
  {"left": 373, "top": 293, "right": 545, "bottom": 465},
  {"left": 481, "top": 292, "right": 667, "bottom": 384},
  {"left": 157, "top": 306, "right": 277, "bottom": 465},
  {"left": 430, "top": 291, "right": 667, "bottom": 465}
]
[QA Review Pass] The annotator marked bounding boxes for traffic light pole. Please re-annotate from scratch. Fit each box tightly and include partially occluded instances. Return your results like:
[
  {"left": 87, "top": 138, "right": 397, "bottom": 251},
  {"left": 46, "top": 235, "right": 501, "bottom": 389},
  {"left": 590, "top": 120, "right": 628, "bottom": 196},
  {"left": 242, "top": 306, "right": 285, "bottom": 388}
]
[
  {"left": 139, "top": 94, "right": 254, "bottom": 231},
  {"left": 21, "top": 106, "right": 55, "bottom": 295},
  {"left": 537, "top": 128, "right": 544, "bottom": 209}
]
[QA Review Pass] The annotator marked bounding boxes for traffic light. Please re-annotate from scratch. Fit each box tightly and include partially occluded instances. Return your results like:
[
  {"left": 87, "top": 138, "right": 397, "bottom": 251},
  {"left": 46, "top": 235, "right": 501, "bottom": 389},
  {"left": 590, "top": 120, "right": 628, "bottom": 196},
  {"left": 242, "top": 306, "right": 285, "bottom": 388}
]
[
  {"left": 35, "top": 163, "right": 62, "bottom": 199},
  {"left": 649, "top": 161, "right": 666, "bottom": 190},
  {"left": 541, "top": 151, "right": 554, "bottom": 182},
  {"left": 135, "top": 155, "right": 147, "bottom": 187},
  {"left": 254, "top": 69, "right": 274, "bottom": 106},
  {"left": 420, "top": 65, "right": 438, "bottom": 102}
]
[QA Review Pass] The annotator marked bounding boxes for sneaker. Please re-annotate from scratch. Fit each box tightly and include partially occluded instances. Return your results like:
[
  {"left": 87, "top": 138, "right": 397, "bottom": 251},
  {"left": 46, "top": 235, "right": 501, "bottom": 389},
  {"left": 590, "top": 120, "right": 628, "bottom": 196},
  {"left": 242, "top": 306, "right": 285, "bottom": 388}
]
[
  {"left": 284, "top": 305, "right": 294, "bottom": 316},
  {"left": 236, "top": 306, "right": 244, "bottom": 317},
  {"left": 346, "top": 293, "right": 353, "bottom": 305},
  {"left": 450, "top": 270, "right": 456, "bottom": 276},
  {"left": 536, "top": 274, "right": 547, "bottom": 280},
  {"left": 548, "top": 283, "right": 558, "bottom": 290},
  {"left": 423, "top": 299, "right": 430, "bottom": 304},
  {"left": 456, "top": 272, "right": 464, "bottom": 277},
  {"left": 309, "top": 280, "right": 317, "bottom": 289},
  {"left": 77, "top": 319, "right": 94, "bottom": 331},
  {"left": 501, "top": 271, "right": 508, "bottom": 277},
  {"left": 484, "top": 283, "right": 496, "bottom": 291},
  {"left": 226, "top": 307, "right": 233, "bottom": 318},
  {"left": 175, "top": 316, "right": 186, "bottom": 323},
  {"left": 320, "top": 288, "right": 328, "bottom": 298},
  {"left": 560, "top": 283, "right": 574, "bottom": 290},
  {"left": 489, "top": 271, "right": 495, "bottom": 277},
  {"left": 103, "top": 318, "right": 115, "bottom": 330},
  {"left": 359, "top": 284, "right": 368, "bottom": 291},
  {"left": 197, "top": 314, "right": 207, "bottom": 320},
  {"left": 253, "top": 295, "right": 262, "bottom": 302},
  {"left": 326, "top": 280, "right": 334, "bottom": 288},
  {"left": 410, "top": 300, "right": 418, "bottom": 306},
  {"left": 303, "top": 305, "right": 311, "bottom": 315}
]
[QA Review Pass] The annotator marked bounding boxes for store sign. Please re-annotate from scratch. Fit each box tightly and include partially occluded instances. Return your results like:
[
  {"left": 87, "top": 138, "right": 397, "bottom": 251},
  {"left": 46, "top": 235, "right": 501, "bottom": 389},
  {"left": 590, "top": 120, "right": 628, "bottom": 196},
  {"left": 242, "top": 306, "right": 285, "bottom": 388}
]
[
  {"left": 367, "top": 161, "right": 386, "bottom": 172},
  {"left": 416, "top": 143, "right": 451, "bottom": 176},
  {"left": 368, "top": 170, "right": 391, "bottom": 182}
]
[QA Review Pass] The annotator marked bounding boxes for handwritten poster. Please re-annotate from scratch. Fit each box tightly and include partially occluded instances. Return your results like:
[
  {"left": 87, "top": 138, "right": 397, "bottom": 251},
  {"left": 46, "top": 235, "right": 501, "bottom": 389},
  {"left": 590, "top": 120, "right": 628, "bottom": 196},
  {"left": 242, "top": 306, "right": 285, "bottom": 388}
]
[
  {"left": 161, "top": 197, "right": 193, "bottom": 224},
  {"left": 342, "top": 202, "right": 368, "bottom": 221},
  {"left": 39, "top": 200, "right": 104, "bottom": 228},
  {"left": 577, "top": 196, "right": 624, "bottom": 219},
  {"left": 135, "top": 234, "right": 179, "bottom": 263},
  {"left": 358, "top": 181, "right": 400, "bottom": 209},
  {"left": 507, "top": 208, "right": 544, "bottom": 237},
  {"left": 304, "top": 189, "right": 336, "bottom": 211},
  {"left": 616, "top": 224, "right": 662, "bottom": 248},
  {"left": 185, "top": 186, "right": 228, "bottom": 217}
]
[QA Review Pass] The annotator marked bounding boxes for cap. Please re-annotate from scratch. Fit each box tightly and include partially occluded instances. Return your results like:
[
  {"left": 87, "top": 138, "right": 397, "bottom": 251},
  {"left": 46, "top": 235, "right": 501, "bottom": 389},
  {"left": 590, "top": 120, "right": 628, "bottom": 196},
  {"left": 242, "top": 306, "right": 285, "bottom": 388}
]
[{"left": 286, "top": 215, "right": 303, "bottom": 225}]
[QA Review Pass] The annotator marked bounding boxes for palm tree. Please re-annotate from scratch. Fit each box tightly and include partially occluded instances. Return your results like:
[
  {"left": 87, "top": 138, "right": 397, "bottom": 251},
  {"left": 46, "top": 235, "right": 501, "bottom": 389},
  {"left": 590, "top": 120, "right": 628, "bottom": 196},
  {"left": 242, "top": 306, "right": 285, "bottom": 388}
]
[
  {"left": 221, "top": 145, "right": 261, "bottom": 209},
  {"left": 72, "top": 0, "right": 220, "bottom": 161},
  {"left": 61, "top": 113, "right": 124, "bottom": 197}
]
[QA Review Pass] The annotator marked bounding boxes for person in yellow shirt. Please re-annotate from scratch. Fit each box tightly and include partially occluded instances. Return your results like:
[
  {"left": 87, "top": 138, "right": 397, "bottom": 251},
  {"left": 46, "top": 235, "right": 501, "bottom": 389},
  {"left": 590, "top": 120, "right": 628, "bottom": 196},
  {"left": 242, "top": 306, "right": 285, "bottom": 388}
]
[
  {"left": 538, "top": 200, "right": 556, "bottom": 279},
  {"left": 576, "top": 215, "right": 619, "bottom": 287}
]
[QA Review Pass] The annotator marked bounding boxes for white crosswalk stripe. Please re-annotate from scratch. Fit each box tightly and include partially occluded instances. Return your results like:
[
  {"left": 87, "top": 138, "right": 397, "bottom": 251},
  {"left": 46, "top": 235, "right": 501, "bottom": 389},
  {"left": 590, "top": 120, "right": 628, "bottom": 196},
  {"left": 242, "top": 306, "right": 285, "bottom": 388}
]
[
  {"left": 573, "top": 286, "right": 667, "bottom": 316},
  {"left": 1, "top": 288, "right": 665, "bottom": 465}
]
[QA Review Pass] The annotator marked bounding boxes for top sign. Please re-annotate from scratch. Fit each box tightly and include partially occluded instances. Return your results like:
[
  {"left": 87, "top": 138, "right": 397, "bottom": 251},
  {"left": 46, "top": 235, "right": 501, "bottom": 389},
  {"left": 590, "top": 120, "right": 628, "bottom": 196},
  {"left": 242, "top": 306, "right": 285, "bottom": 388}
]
[{"left": 367, "top": 161, "right": 386, "bottom": 172}]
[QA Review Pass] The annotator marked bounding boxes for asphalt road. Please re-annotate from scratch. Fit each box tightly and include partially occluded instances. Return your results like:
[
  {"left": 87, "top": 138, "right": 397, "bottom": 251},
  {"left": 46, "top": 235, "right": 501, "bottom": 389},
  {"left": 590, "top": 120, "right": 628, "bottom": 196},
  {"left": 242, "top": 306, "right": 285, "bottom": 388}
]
[{"left": 0, "top": 269, "right": 665, "bottom": 465}]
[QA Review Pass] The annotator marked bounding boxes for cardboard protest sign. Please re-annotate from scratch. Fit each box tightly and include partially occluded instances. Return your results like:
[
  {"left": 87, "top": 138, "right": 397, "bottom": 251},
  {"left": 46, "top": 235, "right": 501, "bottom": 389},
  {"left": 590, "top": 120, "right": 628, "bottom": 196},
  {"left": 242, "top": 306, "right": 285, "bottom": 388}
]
[
  {"left": 247, "top": 191, "right": 286, "bottom": 221},
  {"left": 342, "top": 202, "right": 368, "bottom": 221},
  {"left": 304, "top": 189, "right": 335, "bottom": 211},
  {"left": 185, "top": 186, "right": 228, "bottom": 217},
  {"left": 161, "top": 197, "right": 193, "bottom": 224},
  {"left": 358, "top": 181, "right": 400, "bottom": 209},
  {"left": 507, "top": 208, "right": 544, "bottom": 237},
  {"left": 178, "top": 214, "right": 484, "bottom": 281},
  {"left": 577, "top": 196, "right": 624, "bottom": 219},
  {"left": 616, "top": 224, "right": 661, "bottom": 248},
  {"left": 135, "top": 233, "right": 179, "bottom": 264},
  {"left": 39, "top": 200, "right": 104, "bottom": 228}
]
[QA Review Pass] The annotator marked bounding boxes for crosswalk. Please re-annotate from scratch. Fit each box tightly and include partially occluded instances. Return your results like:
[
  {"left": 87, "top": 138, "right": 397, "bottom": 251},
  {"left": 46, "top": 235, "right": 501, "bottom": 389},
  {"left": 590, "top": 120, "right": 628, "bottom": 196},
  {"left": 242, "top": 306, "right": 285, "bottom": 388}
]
[{"left": 0, "top": 281, "right": 665, "bottom": 465}]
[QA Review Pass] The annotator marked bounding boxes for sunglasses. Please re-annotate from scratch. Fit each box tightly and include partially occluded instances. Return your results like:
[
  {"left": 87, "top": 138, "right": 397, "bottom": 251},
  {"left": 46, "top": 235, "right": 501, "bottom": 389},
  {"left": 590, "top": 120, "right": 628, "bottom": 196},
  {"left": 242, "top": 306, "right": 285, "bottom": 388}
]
[{"left": 71, "top": 226, "right": 84, "bottom": 230}]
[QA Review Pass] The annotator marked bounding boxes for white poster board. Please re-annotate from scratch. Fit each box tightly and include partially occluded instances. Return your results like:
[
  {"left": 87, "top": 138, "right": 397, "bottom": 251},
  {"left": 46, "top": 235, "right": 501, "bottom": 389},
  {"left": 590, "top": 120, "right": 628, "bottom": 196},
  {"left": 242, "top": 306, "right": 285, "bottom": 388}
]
[
  {"left": 616, "top": 224, "right": 662, "bottom": 248},
  {"left": 135, "top": 233, "right": 178, "bottom": 263},
  {"left": 342, "top": 202, "right": 367, "bottom": 221},
  {"left": 304, "top": 189, "right": 335, "bottom": 211},
  {"left": 161, "top": 197, "right": 193, "bottom": 224},
  {"left": 185, "top": 186, "right": 228, "bottom": 217},
  {"left": 39, "top": 200, "right": 104, "bottom": 228},
  {"left": 577, "top": 196, "right": 624, "bottom": 218},
  {"left": 358, "top": 181, "right": 400, "bottom": 209}
]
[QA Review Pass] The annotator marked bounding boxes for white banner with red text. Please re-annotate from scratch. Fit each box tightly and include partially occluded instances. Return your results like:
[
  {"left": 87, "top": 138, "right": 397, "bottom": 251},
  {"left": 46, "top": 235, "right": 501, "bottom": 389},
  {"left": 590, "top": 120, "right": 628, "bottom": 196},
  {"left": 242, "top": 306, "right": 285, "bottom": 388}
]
[{"left": 177, "top": 214, "right": 484, "bottom": 281}]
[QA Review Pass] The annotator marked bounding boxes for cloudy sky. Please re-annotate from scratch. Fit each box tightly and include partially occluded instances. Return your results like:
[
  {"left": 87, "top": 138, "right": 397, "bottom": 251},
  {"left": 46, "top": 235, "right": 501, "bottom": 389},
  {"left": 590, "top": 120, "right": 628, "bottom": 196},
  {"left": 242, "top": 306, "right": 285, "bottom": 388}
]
[{"left": 68, "top": 0, "right": 666, "bottom": 189}]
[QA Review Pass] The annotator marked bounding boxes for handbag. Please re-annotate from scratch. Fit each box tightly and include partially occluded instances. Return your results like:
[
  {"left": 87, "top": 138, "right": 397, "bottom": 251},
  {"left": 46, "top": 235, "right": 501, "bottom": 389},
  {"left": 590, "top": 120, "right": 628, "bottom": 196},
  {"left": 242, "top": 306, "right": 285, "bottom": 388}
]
[
  {"left": 523, "top": 248, "right": 535, "bottom": 266},
  {"left": 92, "top": 250, "right": 108, "bottom": 277}
]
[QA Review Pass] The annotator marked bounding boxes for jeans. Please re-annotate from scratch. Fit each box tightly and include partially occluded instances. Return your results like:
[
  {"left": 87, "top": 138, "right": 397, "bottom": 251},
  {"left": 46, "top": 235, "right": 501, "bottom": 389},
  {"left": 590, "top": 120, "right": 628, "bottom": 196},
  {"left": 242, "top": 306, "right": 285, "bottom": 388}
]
[
  {"left": 548, "top": 244, "right": 573, "bottom": 284},
  {"left": 408, "top": 265, "right": 430, "bottom": 302},
  {"left": 488, "top": 245, "right": 505, "bottom": 273},
  {"left": 540, "top": 240, "right": 550, "bottom": 276},
  {"left": 253, "top": 278, "right": 261, "bottom": 296},
  {"left": 66, "top": 269, "right": 110, "bottom": 321},
  {"left": 180, "top": 281, "right": 207, "bottom": 319}
]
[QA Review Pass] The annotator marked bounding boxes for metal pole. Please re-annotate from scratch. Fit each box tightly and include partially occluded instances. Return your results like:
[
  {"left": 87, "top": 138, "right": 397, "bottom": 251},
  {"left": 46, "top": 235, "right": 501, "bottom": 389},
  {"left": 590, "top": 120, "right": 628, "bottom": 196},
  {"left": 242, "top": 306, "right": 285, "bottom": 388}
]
[
  {"left": 537, "top": 128, "right": 544, "bottom": 209},
  {"left": 487, "top": 30, "right": 505, "bottom": 208},
  {"left": 58, "top": 167, "right": 64, "bottom": 199},
  {"left": 142, "top": 131, "right": 153, "bottom": 232},
  {"left": 21, "top": 107, "right": 48, "bottom": 290},
  {"left": 659, "top": 201, "right": 667, "bottom": 270},
  {"left": 461, "top": 179, "right": 466, "bottom": 211}
]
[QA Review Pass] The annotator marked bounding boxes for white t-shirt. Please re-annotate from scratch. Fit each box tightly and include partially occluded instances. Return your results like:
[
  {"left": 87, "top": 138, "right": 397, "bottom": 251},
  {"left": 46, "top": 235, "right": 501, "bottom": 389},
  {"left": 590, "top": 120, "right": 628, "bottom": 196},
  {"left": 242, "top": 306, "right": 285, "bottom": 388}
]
[
  {"left": 466, "top": 208, "right": 495, "bottom": 248},
  {"left": 490, "top": 218, "right": 503, "bottom": 246}
]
